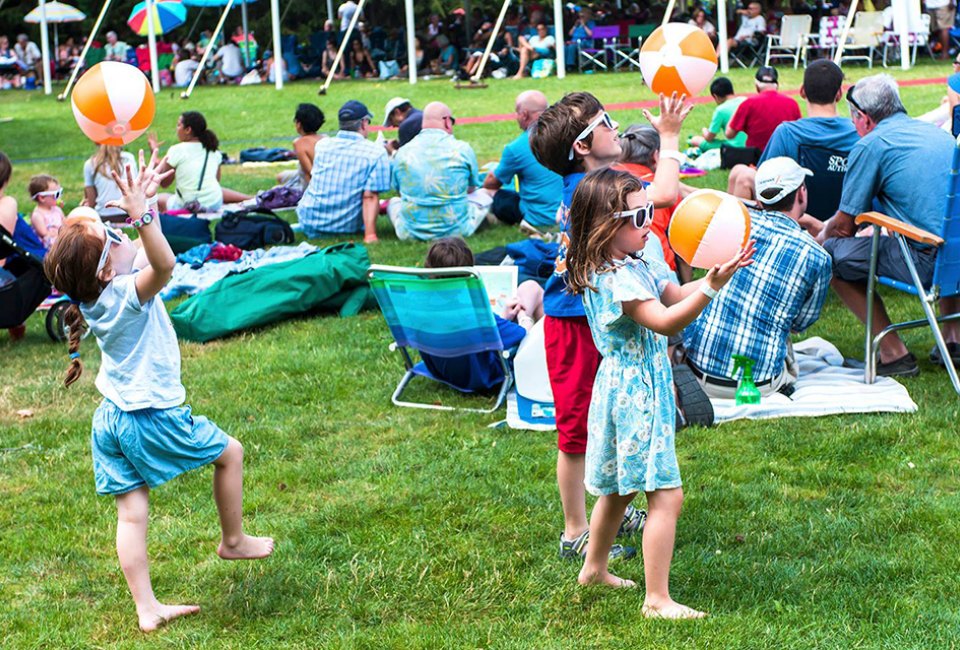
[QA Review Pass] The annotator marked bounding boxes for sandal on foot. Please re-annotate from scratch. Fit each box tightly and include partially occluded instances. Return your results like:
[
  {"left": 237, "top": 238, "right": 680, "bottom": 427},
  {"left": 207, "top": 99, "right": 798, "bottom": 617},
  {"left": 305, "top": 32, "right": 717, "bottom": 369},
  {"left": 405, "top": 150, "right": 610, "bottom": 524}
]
[
  {"left": 673, "top": 364, "right": 714, "bottom": 429},
  {"left": 559, "top": 530, "right": 637, "bottom": 561},
  {"left": 618, "top": 504, "right": 646, "bottom": 537}
]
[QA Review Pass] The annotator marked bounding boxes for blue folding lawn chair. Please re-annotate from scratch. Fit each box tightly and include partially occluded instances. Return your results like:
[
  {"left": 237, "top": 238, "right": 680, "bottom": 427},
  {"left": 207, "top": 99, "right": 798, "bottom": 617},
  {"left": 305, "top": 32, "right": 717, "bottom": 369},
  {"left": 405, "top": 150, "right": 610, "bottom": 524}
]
[
  {"left": 859, "top": 137, "right": 960, "bottom": 394},
  {"left": 368, "top": 265, "right": 513, "bottom": 412}
]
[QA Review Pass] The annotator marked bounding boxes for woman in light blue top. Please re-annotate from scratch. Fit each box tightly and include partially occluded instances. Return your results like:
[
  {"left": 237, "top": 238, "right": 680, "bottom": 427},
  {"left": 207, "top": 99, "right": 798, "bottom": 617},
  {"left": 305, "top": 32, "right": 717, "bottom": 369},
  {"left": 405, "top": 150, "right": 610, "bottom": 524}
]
[
  {"left": 565, "top": 168, "right": 754, "bottom": 616},
  {"left": 43, "top": 151, "right": 274, "bottom": 633}
]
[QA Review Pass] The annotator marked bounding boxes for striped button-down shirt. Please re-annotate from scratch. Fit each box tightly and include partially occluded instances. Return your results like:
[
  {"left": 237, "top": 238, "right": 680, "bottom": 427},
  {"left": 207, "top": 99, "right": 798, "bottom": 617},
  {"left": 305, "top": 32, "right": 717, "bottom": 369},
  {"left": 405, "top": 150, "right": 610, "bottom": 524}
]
[
  {"left": 682, "top": 208, "right": 832, "bottom": 382},
  {"left": 296, "top": 131, "right": 391, "bottom": 236}
]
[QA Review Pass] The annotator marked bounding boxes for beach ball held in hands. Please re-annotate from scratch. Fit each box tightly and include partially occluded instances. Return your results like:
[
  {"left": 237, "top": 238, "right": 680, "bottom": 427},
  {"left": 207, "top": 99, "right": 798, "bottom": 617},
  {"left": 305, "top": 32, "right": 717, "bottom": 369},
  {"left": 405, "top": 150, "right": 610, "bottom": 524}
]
[
  {"left": 668, "top": 189, "right": 750, "bottom": 269},
  {"left": 639, "top": 23, "right": 718, "bottom": 97},
  {"left": 71, "top": 62, "right": 155, "bottom": 145}
]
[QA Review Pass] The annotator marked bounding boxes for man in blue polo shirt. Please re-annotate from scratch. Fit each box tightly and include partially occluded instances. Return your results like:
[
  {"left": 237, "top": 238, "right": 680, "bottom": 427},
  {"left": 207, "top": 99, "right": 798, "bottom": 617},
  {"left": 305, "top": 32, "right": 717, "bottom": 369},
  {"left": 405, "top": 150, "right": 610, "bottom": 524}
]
[
  {"left": 483, "top": 90, "right": 563, "bottom": 232},
  {"left": 819, "top": 74, "right": 958, "bottom": 376}
]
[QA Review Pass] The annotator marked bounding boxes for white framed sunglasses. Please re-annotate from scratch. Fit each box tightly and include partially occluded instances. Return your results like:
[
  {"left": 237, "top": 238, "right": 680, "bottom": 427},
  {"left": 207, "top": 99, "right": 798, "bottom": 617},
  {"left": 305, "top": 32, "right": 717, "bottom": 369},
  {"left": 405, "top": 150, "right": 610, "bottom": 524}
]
[
  {"left": 95, "top": 223, "right": 124, "bottom": 277},
  {"left": 568, "top": 111, "right": 619, "bottom": 160},
  {"left": 612, "top": 203, "right": 654, "bottom": 230},
  {"left": 32, "top": 187, "right": 63, "bottom": 200}
]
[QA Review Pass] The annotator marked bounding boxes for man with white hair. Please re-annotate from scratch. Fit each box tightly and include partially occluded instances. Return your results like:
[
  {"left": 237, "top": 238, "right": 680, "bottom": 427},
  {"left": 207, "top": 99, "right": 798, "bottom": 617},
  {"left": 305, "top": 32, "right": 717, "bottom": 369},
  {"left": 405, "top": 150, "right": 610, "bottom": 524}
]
[
  {"left": 388, "top": 101, "right": 491, "bottom": 240},
  {"left": 482, "top": 90, "right": 562, "bottom": 231},
  {"left": 14, "top": 34, "right": 41, "bottom": 78},
  {"left": 819, "top": 74, "right": 958, "bottom": 376},
  {"left": 104, "top": 31, "right": 130, "bottom": 62}
]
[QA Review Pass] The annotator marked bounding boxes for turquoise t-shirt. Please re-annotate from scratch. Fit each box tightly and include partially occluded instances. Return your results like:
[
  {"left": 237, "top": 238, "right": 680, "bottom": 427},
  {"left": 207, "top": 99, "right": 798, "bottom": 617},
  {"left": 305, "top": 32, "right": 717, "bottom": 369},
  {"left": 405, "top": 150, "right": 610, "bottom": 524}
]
[{"left": 705, "top": 96, "right": 747, "bottom": 148}]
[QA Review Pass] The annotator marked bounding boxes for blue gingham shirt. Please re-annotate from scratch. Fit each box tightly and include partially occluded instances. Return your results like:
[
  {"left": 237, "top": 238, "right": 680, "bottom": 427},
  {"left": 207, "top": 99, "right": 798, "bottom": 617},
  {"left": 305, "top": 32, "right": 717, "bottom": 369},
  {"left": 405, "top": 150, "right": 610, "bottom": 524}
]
[
  {"left": 296, "top": 131, "right": 391, "bottom": 236},
  {"left": 681, "top": 208, "right": 833, "bottom": 382}
]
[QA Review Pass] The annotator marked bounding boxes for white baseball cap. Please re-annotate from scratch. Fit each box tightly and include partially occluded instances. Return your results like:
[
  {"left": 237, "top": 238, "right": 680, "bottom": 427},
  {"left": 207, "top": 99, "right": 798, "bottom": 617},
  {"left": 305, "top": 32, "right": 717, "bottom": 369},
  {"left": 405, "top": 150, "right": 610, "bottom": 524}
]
[
  {"left": 382, "top": 97, "right": 412, "bottom": 126},
  {"left": 754, "top": 156, "right": 813, "bottom": 205}
]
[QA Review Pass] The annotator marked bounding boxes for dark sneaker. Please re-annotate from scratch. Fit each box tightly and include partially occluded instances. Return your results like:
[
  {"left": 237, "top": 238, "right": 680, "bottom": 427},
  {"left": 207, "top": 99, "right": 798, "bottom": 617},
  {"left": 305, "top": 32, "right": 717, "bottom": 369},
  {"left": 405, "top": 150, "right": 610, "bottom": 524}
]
[
  {"left": 673, "top": 364, "right": 714, "bottom": 428},
  {"left": 877, "top": 352, "right": 919, "bottom": 378},
  {"left": 618, "top": 504, "right": 646, "bottom": 537},
  {"left": 929, "top": 342, "right": 960, "bottom": 367},
  {"left": 559, "top": 530, "right": 637, "bottom": 561}
]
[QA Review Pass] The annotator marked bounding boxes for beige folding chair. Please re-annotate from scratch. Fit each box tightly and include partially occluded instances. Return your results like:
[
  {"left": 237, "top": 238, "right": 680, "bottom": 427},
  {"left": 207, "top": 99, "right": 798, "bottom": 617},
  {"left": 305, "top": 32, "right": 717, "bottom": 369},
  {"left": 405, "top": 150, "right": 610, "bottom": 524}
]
[
  {"left": 840, "top": 11, "right": 884, "bottom": 67},
  {"left": 765, "top": 14, "right": 813, "bottom": 68}
]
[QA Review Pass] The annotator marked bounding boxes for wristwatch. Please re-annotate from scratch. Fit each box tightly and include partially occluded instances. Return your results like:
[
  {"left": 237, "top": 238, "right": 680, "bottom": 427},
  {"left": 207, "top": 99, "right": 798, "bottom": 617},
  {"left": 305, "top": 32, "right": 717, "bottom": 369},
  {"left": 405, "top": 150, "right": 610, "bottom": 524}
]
[{"left": 128, "top": 211, "right": 155, "bottom": 229}]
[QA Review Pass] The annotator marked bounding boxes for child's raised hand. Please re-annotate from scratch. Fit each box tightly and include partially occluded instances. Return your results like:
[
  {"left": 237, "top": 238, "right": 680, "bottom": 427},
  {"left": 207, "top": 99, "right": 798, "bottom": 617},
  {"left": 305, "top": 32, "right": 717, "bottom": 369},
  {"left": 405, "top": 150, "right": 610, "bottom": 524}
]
[
  {"left": 139, "top": 149, "right": 172, "bottom": 199},
  {"left": 642, "top": 92, "right": 695, "bottom": 138},
  {"left": 704, "top": 239, "right": 756, "bottom": 291}
]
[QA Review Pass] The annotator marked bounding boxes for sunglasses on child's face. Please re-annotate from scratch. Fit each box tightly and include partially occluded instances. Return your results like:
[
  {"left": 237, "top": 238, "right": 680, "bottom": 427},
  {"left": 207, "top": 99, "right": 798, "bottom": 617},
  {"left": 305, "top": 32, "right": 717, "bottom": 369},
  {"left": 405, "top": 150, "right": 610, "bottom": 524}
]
[
  {"left": 568, "top": 111, "right": 619, "bottom": 160},
  {"left": 612, "top": 203, "right": 654, "bottom": 230},
  {"left": 95, "top": 224, "right": 124, "bottom": 277},
  {"left": 32, "top": 187, "right": 62, "bottom": 200}
]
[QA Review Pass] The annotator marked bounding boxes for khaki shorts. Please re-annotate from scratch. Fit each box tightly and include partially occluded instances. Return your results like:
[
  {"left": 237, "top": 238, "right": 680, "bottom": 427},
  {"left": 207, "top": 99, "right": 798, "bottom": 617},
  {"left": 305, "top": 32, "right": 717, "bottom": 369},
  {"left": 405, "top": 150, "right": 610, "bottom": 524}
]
[
  {"left": 678, "top": 342, "right": 799, "bottom": 401},
  {"left": 930, "top": 5, "right": 956, "bottom": 31}
]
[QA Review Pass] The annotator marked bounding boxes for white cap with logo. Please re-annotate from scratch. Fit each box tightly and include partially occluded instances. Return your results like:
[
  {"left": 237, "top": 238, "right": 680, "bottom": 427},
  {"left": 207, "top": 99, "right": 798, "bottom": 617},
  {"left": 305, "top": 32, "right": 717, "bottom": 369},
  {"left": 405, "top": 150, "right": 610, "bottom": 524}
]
[{"left": 754, "top": 156, "right": 813, "bottom": 205}]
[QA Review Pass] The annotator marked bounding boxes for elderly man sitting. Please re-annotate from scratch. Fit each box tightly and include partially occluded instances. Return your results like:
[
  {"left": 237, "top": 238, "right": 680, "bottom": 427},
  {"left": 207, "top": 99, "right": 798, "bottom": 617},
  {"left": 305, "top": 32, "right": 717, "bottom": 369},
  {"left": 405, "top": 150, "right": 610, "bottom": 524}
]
[
  {"left": 296, "top": 100, "right": 391, "bottom": 242},
  {"left": 387, "top": 101, "right": 492, "bottom": 241},
  {"left": 819, "top": 74, "right": 958, "bottom": 376}
]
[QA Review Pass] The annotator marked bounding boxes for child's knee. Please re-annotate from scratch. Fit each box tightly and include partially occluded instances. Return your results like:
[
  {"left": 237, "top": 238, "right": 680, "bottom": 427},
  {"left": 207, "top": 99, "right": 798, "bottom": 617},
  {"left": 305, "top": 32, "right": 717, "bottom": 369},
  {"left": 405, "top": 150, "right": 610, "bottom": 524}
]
[{"left": 216, "top": 436, "right": 244, "bottom": 466}]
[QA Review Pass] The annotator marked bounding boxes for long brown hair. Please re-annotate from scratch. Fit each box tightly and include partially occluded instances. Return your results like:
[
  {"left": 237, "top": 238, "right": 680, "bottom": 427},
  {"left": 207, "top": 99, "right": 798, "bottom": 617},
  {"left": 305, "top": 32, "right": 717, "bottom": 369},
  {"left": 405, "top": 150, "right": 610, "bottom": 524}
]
[
  {"left": 91, "top": 145, "right": 124, "bottom": 178},
  {"left": 565, "top": 168, "right": 645, "bottom": 295},
  {"left": 43, "top": 218, "right": 109, "bottom": 387}
]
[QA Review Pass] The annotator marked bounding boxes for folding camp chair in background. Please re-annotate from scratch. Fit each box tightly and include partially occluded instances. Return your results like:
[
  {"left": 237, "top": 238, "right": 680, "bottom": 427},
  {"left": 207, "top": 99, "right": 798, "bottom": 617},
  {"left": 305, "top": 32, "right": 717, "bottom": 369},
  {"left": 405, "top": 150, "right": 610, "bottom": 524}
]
[
  {"left": 578, "top": 25, "right": 621, "bottom": 72},
  {"left": 765, "top": 14, "right": 812, "bottom": 69},
  {"left": 368, "top": 265, "right": 514, "bottom": 412},
  {"left": 839, "top": 11, "right": 884, "bottom": 67},
  {"left": 615, "top": 23, "right": 656, "bottom": 71},
  {"left": 808, "top": 15, "right": 846, "bottom": 60},
  {"left": 859, "top": 138, "right": 960, "bottom": 395}
]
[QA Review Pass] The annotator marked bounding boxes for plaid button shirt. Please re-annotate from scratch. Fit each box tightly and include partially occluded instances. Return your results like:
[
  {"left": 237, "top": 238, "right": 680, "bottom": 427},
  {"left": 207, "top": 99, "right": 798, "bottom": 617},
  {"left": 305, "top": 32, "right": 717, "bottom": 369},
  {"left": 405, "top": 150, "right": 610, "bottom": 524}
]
[
  {"left": 296, "top": 131, "right": 391, "bottom": 236},
  {"left": 681, "top": 208, "right": 832, "bottom": 382}
]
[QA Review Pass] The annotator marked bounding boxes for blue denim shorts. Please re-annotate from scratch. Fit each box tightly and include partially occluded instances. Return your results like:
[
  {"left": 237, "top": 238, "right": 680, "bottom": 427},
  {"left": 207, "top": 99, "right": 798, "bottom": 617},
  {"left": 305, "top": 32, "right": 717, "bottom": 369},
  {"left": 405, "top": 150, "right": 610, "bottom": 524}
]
[{"left": 91, "top": 399, "right": 229, "bottom": 496}]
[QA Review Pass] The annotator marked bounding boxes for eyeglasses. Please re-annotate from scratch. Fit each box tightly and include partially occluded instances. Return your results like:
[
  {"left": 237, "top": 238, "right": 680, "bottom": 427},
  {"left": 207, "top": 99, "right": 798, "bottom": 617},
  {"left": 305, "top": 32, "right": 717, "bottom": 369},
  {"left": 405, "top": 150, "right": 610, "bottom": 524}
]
[
  {"left": 612, "top": 203, "right": 654, "bottom": 230},
  {"left": 443, "top": 114, "right": 457, "bottom": 125},
  {"left": 846, "top": 85, "right": 866, "bottom": 119},
  {"left": 95, "top": 223, "right": 123, "bottom": 277},
  {"left": 32, "top": 187, "right": 62, "bottom": 200},
  {"left": 568, "top": 111, "right": 619, "bottom": 160}
]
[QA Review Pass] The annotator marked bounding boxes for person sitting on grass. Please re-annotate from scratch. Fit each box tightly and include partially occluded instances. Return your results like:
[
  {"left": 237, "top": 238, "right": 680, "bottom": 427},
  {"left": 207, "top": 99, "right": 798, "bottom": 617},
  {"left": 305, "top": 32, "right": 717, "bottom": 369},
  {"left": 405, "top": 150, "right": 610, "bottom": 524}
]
[
  {"left": 43, "top": 150, "right": 274, "bottom": 633},
  {"left": 276, "top": 103, "right": 325, "bottom": 191},
  {"left": 419, "top": 236, "right": 543, "bottom": 392},
  {"left": 150, "top": 111, "right": 252, "bottom": 213},
  {"left": 686, "top": 77, "right": 746, "bottom": 153}
]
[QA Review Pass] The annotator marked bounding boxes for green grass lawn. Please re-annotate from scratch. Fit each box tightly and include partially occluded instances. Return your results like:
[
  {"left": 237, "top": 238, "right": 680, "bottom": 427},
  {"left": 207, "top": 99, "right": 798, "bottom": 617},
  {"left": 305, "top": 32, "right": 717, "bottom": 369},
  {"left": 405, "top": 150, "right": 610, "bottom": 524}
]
[{"left": 3, "top": 64, "right": 960, "bottom": 649}]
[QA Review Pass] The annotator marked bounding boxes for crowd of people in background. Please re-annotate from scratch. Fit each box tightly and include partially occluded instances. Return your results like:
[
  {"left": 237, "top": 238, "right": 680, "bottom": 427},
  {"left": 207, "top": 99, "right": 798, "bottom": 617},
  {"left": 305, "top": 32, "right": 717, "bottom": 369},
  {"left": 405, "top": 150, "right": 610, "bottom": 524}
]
[{"left": 2, "top": 0, "right": 958, "bottom": 91}]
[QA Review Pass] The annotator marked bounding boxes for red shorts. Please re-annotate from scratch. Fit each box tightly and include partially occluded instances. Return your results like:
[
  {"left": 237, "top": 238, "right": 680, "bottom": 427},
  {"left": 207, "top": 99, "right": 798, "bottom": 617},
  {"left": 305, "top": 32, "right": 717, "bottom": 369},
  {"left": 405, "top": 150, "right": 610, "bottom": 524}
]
[{"left": 543, "top": 315, "right": 600, "bottom": 455}]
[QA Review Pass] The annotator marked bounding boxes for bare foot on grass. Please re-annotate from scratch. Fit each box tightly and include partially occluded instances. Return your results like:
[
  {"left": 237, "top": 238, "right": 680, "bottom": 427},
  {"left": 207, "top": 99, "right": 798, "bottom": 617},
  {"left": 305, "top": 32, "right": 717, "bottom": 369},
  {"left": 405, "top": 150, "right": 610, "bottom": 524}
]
[
  {"left": 138, "top": 603, "right": 200, "bottom": 633},
  {"left": 578, "top": 569, "right": 636, "bottom": 588},
  {"left": 217, "top": 534, "right": 275, "bottom": 560},
  {"left": 641, "top": 599, "right": 707, "bottom": 619}
]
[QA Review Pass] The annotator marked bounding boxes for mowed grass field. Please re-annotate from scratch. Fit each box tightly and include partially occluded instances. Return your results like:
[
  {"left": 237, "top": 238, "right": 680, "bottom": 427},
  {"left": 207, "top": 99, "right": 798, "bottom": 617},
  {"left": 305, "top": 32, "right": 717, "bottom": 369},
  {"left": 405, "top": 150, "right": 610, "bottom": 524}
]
[{"left": 3, "top": 64, "right": 960, "bottom": 649}]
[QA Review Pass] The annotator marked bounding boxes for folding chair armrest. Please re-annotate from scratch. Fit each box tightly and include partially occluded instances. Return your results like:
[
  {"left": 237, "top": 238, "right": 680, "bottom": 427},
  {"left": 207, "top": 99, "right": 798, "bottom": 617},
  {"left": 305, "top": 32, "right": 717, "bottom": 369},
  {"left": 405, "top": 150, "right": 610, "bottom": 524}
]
[{"left": 854, "top": 211, "right": 944, "bottom": 246}]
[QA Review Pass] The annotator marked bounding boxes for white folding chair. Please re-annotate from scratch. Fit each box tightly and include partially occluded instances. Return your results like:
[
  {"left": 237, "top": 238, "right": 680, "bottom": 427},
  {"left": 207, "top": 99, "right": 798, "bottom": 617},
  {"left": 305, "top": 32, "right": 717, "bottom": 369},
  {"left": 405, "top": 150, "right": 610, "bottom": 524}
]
[{"left": 765, "top": 14, "right": 813, "bottom": 69}]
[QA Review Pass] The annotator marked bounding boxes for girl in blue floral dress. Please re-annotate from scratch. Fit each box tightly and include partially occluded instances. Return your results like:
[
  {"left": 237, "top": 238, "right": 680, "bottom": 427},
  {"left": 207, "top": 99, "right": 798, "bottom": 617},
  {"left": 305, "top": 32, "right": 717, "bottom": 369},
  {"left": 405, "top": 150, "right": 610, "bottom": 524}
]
[{"left": 565, "top": 168, "right": 754, "bottom": 618}]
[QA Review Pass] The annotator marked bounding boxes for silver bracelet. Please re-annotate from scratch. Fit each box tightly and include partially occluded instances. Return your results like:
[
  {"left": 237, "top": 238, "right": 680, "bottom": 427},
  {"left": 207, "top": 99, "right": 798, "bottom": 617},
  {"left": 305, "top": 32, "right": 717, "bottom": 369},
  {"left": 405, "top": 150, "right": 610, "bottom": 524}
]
[{"left": 700, "top": 283, "right": 719, "bottom": 299}]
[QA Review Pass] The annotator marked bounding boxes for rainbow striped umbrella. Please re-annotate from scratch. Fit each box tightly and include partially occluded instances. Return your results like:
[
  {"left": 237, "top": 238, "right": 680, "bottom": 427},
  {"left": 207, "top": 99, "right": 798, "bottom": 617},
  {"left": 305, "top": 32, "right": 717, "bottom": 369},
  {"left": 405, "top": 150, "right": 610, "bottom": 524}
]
[{"left": 127, "top": 0, "right": 187, "bottom": 36}]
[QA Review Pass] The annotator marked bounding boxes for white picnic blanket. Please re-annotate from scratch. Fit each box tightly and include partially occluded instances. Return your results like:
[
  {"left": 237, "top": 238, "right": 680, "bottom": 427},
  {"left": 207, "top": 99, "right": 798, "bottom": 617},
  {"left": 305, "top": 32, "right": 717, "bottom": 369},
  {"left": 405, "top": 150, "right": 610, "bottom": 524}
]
[
  {"left": 503, "top": 334, "right": 917, "bottom": 430},
  {"left": 712, "top": 337, "right": 917, "bottom": 423}
]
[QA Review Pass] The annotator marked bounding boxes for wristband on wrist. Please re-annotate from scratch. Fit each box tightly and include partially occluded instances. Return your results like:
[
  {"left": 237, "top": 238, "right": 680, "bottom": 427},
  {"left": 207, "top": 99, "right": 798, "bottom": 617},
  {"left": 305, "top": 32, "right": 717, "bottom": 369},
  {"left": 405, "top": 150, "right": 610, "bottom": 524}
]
[
  {"left": 127, "top": 207, "right": 156, "bottom": 229},
  {"left": 700, "top": 283, "right": 719, "bottom": 300},
  {"left": 660, "top": 149, "right": 684, "bottom": 164}
]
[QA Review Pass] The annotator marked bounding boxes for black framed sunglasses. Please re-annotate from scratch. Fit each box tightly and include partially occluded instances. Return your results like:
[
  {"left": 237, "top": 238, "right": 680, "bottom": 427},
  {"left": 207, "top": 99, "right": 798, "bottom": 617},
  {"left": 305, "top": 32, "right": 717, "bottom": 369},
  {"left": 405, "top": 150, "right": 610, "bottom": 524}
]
[
  {"left": 846, "top": 85, "right": 866, "bottom": 117},
  {"left": 612, "top": 203, "right": 654, "bottom": 230}
]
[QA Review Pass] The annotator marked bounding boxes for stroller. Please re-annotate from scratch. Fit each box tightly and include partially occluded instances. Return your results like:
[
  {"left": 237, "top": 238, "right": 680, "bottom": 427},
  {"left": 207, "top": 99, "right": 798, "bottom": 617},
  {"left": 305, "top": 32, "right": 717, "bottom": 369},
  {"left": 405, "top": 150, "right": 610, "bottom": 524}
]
[{"left": 0, "top": 226, "right": 73, "bottom": 342}]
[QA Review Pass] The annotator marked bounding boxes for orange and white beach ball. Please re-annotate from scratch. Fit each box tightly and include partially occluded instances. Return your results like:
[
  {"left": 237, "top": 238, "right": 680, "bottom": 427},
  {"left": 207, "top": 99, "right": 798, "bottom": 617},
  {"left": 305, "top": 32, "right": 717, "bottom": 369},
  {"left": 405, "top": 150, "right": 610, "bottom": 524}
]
[
  {"left": 71, "top": 62, "right": 155, "bottom": 145},
  {"left": 639, "top": 23, "right": 718, "bottom": 97},
  {"left": 668, "top": 189, "right": 750, "bottom": 269}
]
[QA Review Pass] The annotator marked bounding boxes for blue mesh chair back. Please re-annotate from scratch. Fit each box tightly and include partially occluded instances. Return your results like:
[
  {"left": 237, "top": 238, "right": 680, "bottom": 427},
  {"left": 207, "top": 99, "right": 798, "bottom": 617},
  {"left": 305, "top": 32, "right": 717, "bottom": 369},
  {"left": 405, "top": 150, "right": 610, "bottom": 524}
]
[
  {"left": 798, "top": 144, "right": 852, "bottom": 222},
  {"left": 369, "top": 267, "right": 502, "bottom": 358},
  {"left": 932, "top": 142, "right": 960, "bottom": 299}
]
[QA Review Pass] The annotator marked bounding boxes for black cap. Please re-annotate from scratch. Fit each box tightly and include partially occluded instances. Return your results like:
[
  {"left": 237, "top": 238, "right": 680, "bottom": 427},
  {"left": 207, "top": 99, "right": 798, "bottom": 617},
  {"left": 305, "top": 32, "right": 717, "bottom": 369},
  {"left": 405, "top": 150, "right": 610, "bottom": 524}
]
[
  {"left": 755, "top": 66, "right": 778, "bottom": 83},
  {"left": 397, "top": 110, "right": 423, "bottom": 148}
]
